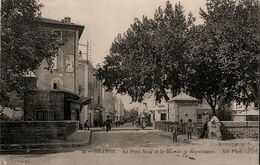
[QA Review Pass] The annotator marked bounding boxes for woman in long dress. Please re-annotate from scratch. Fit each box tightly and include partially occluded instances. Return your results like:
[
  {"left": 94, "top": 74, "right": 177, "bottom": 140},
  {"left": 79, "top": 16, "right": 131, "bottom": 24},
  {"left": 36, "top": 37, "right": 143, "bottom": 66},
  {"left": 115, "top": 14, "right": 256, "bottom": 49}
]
[{"left": 208, "top": 113, "right": 222, "bottom": 140}]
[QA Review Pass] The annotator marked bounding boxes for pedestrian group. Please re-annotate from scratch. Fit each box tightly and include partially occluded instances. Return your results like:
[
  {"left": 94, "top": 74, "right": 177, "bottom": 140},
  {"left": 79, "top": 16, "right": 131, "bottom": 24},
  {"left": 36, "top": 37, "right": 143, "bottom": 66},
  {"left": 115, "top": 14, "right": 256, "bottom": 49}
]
[{"left": 170, "top": 111, "right": 222, "bottom": 143}]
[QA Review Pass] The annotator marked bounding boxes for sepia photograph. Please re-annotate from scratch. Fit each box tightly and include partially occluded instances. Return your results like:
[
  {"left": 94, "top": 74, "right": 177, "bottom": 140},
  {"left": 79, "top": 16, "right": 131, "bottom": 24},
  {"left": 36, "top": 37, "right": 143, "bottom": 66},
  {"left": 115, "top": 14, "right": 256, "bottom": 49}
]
[{"left": 0, "top": 0, "right": 259, "bottom": 165}]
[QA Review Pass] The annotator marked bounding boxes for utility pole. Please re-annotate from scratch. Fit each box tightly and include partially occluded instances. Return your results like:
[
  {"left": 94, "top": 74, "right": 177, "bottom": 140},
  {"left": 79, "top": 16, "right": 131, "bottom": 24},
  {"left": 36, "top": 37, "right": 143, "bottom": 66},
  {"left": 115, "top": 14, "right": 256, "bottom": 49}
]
[{"left": 78, "top": 42, "right": 89, "bottom": 98}]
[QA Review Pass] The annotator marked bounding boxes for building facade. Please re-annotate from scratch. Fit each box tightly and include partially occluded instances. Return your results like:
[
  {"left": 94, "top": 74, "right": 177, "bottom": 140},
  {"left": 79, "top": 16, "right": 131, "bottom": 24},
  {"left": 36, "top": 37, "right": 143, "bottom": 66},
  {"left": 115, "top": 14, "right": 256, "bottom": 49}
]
[
  {"left": 229, "top": 102, "right": 258, "bottom": 121},
  {"left": 23, "top": 17, "right": 84, "bottom": 121},
  {"left": 78, "top": 57, "right": 104, "bottom": 127},
  {"left": 114, "top": 97, "right": 126, "bottom": 123},
  {"left": 35, "top": 17, "right": 84, "bottom": 93},
  {"left": 1, "top": 17, "right": 85, "bottom": 121}
]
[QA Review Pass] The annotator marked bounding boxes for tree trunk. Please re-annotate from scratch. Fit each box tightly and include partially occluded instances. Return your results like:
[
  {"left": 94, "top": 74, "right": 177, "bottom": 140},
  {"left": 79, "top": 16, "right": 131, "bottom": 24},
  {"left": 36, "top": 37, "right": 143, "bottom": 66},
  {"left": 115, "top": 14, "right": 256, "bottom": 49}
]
[
  {"left": 160, "top": 87, "right": 170, "bottom": 101},
  {"left": 203, "top": 94, "right": 216, "bottom": 114}
]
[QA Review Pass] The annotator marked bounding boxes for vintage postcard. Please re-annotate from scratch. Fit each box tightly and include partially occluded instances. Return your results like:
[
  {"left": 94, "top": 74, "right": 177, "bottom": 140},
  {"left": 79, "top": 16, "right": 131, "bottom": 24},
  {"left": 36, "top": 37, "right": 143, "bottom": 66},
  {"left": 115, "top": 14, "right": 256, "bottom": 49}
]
[{"left": 0, "top": 0, "right": 259, "bottom": 165}]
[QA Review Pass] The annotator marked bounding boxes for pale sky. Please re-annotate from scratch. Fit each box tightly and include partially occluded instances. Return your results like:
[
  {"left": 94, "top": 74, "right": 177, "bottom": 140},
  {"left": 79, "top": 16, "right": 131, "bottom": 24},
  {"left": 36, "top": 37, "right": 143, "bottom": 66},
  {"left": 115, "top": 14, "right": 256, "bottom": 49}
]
[{"left": 41, "top": 0, "right": 206, "bottom": 110}]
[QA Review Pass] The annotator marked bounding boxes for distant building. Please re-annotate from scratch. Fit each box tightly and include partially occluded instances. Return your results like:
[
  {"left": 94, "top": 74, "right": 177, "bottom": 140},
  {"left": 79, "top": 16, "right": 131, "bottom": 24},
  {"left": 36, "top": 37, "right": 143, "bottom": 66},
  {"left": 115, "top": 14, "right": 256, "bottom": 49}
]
[
  {"left": 230, "top": 102, "right": 258, "bottom": 121},
  {"left": 151, "top": 103, "right": 168, "bottom": 121},
  {"left": 114, "top": 97, "right": 126, "bottom": 123},
  {"left": 78, "top": 58, "right": 104, "bottom": 127},
  {"left": 102, "top": 91, "right": 116, "bottom": 121}
]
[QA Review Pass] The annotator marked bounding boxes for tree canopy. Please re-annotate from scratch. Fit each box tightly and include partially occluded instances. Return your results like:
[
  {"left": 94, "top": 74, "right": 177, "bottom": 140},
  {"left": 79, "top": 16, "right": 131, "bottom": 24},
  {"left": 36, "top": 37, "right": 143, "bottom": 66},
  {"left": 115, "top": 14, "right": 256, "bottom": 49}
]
[
  {"left": 97, "top": 1, "right": 195, "bottom": 102},
  {"left": 97, "top": 0, "right": 259, "bottom": 112},
  {"left": 0, "top": 0, "right": 64, "bottom": 107},
  {"left": 186, "top": 0, "right": 259, "bottom": 112}
]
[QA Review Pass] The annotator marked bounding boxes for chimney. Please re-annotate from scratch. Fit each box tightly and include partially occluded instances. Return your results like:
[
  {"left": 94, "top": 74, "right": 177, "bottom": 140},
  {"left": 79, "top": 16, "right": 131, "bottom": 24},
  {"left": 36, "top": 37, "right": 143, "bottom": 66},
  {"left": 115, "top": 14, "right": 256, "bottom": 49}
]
[{"left": 63, "top": 17, "right": 71, "bottom": 23}]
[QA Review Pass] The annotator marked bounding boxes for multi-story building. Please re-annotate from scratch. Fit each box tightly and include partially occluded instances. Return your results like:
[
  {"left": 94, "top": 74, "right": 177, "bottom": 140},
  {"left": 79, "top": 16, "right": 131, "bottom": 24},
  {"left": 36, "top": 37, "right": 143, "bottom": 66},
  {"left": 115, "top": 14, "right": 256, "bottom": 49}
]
[
  {"left": 23, "top": 17, "right": 85, "bottom": 121},
  {"left": 2, "top": 17, "right": 85, "bottom": 121},
  {"left": 35, "top": 17, "right": 84, "bottom": 93},
  {"left": 78, "top": 54, "right": 104, "bottom": 126}
]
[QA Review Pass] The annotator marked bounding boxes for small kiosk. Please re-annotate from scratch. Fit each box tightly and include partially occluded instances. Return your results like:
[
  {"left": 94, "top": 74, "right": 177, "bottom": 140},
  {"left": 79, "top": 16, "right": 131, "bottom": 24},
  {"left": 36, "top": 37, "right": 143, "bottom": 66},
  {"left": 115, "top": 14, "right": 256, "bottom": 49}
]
[{"left": 167, "top": 90, "right": 198, "bottom": 122}]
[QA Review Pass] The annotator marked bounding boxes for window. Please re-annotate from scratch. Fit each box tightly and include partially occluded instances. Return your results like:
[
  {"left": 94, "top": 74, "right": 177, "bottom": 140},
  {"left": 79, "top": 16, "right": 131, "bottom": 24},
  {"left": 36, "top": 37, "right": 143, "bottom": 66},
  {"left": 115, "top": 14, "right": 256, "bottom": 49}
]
[
  {"left": 52, "top": 54, "right": 58, "bottom": 70},
  {"left": 254, "top": 102, "right": 258, "bottom": 108},
  {"left": 65, "top": 55, "right": 74, "bottom": 72},
  {"left": 160, "top": 113, "right": 166, "bottom": 121},
  {"left": 52, "top": 30, "right": 62, "bottom": 39},
  {"left": 51, "top": 78, "right": 63, "bottom": 89},
  {"left": 53, "top": 83, "right": 58, "bottom": 89}
]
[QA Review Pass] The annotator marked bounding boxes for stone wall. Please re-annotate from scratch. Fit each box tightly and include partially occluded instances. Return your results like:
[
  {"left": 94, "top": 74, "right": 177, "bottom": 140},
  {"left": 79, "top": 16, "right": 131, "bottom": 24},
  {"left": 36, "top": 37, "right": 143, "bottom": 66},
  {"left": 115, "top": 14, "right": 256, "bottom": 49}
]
[
  {"left": 154, "top": 121, "right": 259, "bottom": 139},
  {"left": 0, "top": 121, "right": 79, "bottom": 144},
  {"left": 220, "top": 121, "right": 259, "bottom": 139}
]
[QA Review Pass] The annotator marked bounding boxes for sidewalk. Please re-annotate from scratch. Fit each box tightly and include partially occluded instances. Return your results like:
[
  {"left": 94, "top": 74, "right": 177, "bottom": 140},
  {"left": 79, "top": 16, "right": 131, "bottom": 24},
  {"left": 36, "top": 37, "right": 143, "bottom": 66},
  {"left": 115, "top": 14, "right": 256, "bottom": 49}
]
[{"left": 0, "top": 130, "right": 91, "bottom": 154}]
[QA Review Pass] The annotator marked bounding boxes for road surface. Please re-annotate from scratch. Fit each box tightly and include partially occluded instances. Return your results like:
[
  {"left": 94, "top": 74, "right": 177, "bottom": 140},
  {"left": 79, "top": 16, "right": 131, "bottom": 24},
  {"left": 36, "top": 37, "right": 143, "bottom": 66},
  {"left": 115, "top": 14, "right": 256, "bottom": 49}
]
[{"left": 0, "top": 129, "right": 258, "bottom": 165}]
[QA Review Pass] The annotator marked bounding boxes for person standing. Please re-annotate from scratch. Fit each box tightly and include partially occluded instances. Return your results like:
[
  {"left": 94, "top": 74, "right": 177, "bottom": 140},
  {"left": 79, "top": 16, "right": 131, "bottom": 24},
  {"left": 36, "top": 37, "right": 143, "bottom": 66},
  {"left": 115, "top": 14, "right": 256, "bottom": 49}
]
[
  {"left": 200, "top": 112, "right": 209, "bottom": 138},
  {"left": 186, "top": 119, "right": 194, "bottom": 139},
  {"left": 209, "top": 113, "right": 222, "bottom": 140},
  {"left": 105, "top": 116, "right": 112, "bottom": 132},
  {"left": 171, "top": 121, "right": 179, "bottom": 143},
  {"left": 179, "top": 119, "right": 185, "bottom": 135},
  {"left": 84, "top": 119, "right": 90, "bottom": 130}
]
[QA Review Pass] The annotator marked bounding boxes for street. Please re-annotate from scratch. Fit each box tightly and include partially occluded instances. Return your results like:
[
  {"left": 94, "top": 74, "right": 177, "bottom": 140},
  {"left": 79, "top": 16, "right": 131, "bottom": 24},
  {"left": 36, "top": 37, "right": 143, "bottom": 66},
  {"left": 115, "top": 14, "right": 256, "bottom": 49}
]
[{"left": 1, "top": 124, "right": 258, "bottom": 165}]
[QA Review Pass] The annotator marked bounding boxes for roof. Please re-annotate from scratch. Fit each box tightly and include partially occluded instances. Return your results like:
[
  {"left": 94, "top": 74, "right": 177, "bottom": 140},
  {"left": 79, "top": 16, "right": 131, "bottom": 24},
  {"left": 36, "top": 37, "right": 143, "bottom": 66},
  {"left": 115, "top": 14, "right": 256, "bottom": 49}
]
[
  {"left": 39, "top": 17, "right": 85, "bottom": 38},
  {"left": 168, "top": 91, "right": 198, "bottom": 102}
]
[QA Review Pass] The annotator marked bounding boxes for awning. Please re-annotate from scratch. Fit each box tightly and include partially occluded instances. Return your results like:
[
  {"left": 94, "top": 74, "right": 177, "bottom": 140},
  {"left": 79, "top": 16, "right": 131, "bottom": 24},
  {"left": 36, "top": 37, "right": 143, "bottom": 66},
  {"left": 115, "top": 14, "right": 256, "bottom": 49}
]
[{"left": 80, "top": 96, "right": 93, "bottom": 106}]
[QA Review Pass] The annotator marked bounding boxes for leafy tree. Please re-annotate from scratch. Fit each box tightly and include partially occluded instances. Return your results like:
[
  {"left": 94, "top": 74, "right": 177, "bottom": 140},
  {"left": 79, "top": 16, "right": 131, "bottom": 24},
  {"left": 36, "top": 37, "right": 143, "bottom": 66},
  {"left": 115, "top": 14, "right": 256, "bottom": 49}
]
[
  {"left": 97, "top": 1, "right": 195, "bottom": 102},
  {"left": 186, "top": 0, "right": 259, "bottom": 113},
  {"left": 185, "top": 25, "right": 236, "bottom": 113},
  {"left": 1, "top": 0, "right": 64, "bottom": 107}
]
